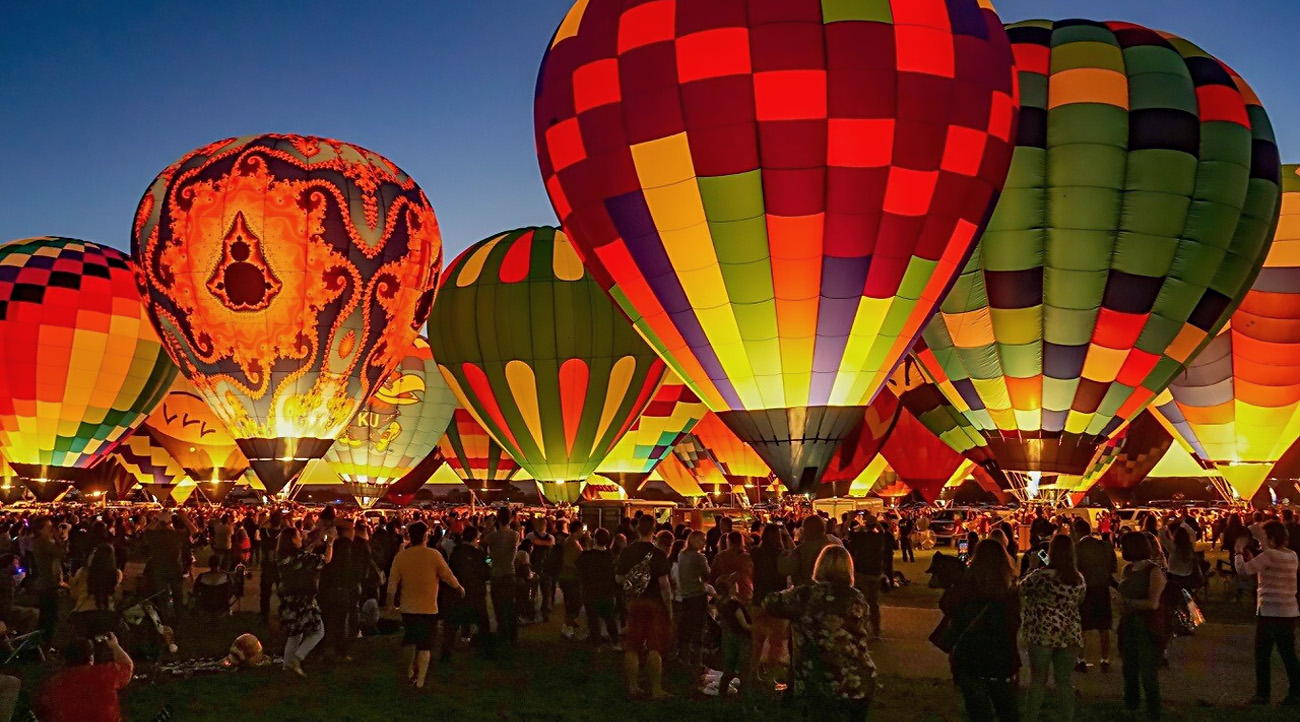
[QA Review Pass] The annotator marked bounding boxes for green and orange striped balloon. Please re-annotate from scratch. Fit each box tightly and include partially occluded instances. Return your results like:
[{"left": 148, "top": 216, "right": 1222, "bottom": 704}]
[{"left": 428, "top": 227, "right": 666, "bottom": 503}]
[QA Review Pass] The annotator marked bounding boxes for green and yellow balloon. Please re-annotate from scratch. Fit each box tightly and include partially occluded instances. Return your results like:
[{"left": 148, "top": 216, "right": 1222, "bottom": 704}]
[{"left": 428, "top": 227, "right": 667, "bottom": 503}]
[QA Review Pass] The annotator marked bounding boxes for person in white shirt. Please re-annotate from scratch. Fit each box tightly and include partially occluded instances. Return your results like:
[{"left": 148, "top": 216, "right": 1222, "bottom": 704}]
[{"left": 1234, "top": 520, "right": 1300, "bottom": 706}]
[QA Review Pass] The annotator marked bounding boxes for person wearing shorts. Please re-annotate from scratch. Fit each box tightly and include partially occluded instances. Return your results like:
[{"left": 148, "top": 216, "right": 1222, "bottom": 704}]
[
  {"left": 1075, "top": 519, "right": 1117, "bottom": 672},
  {"left": 616, "top": 515, "right": 673, "bottom": 700},
  {"left": 387, "top": 522, "right": 464, "bottom": 689}
]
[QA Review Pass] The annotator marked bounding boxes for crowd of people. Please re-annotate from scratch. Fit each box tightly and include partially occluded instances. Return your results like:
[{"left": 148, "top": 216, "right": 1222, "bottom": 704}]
[{"left": 0, "top": 499, "right": 1293, "bottom": 720}]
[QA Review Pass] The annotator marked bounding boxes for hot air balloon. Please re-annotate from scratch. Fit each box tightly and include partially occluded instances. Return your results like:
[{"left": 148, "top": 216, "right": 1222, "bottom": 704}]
[
  {"left": 113, "top": 429, "right": 192, "bottom": 502},
  {"left": 820, "top": 389, "right": 901, "bottom": 497},
  {"left": 597, "top": 372, "right": 708, "bottom": 494},
  {"left": 0, "top": 237, "right": 177, "bottom": 494},
  {"left": 1155, "top": 165, "right": 1300, "bottom": 501},
  {"left": 915, "top": 21, "right": 1282, "bottom": 501},
  {"left": 144, "top": 378, "right": 250, "bottom": 486},
  {"left": 325, "top": 336, "right": 457, "bottom": 508},
  {"left": 380, "top": 449, "right": 447, "bottom": 507},
  {"left": 534, "top": 0, "right": 1020, "bottom": 494},
  {"left": 880, "top": 405, "right": 975, "bottom": 504},
  {"left": 1084, "top": 410, "right": 1174, "bottom": 504},
  {"left": 644, "top": 453, "right": 706, "bottom": 501},
  {"left": 689, "top": 414, "right": 775, "bottom": 500},
  {"left": 439, "top": 409, "right": 521, "bottom": 502},
  {"left": 132, "top": 134, "right": 442, "bottom": 494},
  {"left": 428, "top": 227, "right": 666, "bottom": 504}
]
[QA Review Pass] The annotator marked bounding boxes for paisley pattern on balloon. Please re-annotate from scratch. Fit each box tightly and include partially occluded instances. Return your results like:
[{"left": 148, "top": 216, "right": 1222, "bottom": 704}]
[{"left": 132, "top": 134, "right": 442, "bottom": 493}]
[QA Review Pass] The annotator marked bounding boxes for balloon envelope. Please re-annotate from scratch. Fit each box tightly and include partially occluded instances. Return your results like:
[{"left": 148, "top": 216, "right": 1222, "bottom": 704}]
[
  {"left": 0, "top": 237, "right": 177, "bottom": 486},
  {"left": 429, "top": 227, "right": 666, "bottom": 504},
  {"left": 132, "top": 134, "right": 442, "bottom": 493},
  {"left": 918, "top": 21, "right": 1282, "bottom": 475},
  {"left": 144, "top": 377, "right": 249, "bottom": 483},
  {"left": 597, "top": 371, "right": 709, "bottom": 493},
  {"left": 439, "top": 408, "right": 521, "bottom": 501},
  {"left": 1159, "top": 165, "right": 1300, "bottom": 501},
  {"left": 534, "top": 0, "right": 1020, "bottom": 492},
  {"left": 325, "top": 336, "right": 458, "bottom": 508}
]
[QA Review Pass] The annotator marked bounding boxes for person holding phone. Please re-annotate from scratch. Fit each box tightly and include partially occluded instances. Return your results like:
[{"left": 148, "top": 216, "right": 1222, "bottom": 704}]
[{"left": 1234, "top": 521, "right": 1300, "bottom": 706}]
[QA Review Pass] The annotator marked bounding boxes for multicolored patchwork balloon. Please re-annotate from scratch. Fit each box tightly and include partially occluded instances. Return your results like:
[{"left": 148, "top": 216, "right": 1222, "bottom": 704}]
[
  {"left": 535, "top": 0, "right": 1020, "bottom": 492},
  {"left": 1157, "top": 165, "right": 1300, "bottom": 500},
  {"left": 918, "top": 21, "right": 1282, "bottom": 480},
  {"left": 113, "top": 429, "right": 191, "bottom": 494},
  {"left": 597, "top": 371, "right": 709, "bottom": 493},
  {"left": 132, "top": 134, "right": 442, "bottom": 493},
  {"left": 428, "top": 227, "right": 666, "bottom": 504},
  {"left": 821, "top": 389, "right": 901, "bottom": 497},
  {"left": 438, "top": 408, "right": 521, "bottom": 501},
  {"left": 0, "top": 238, "right": 177, "bottom": 487},
  {"left": 688, "top": 413, "right": 773, "bottom": 490},
  {"left": 325, "top": 336, "right": 458, "bottom": 508}
]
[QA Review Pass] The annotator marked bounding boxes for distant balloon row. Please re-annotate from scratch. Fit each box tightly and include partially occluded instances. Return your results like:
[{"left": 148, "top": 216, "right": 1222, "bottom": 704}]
[{"left": 2, "top": 1, "right": 1298, "bottom": 508}]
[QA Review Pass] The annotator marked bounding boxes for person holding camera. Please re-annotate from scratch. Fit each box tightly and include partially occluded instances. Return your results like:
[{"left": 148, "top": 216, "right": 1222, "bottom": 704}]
[{"left": 37, "top": 632, "right": 133, "bottom": 722}]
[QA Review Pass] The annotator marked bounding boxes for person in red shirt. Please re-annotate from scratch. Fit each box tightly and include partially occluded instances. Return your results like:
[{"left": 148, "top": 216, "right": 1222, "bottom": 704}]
[{"left": 39, "top": 633, "right": 133, "bottom": 722}]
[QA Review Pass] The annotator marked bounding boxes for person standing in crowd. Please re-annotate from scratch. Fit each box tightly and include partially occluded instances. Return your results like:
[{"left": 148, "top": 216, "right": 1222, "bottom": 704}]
[
  {"left": 940, "top": 539, "right": 1021, "bottom": 722},
  {"left": 706, "top": 515, "right": 732, "bottom": 561},
  {"left": 387, "top": 521, "right": 464, "bottom": 690},
  {"left": 784, "top": 515, "right": 839, "bottom": 587},
  {"left": 715, "top": 573, "right": 752, "bottom": 699},
  {"left": 616, "top": 514, "right": 673, "bottom": 701},
  {"left": 676, "top": 531, "right": 710, "bottom": 674},
  {"left": 276, "top": 527, "right": 333, "bottom": 677},
  {"left": 711, "top": 530, "right": 753, "bottom": 588},
  {"left": 1234, "top": 520, "right": 1300, "bottom": 706},
  {"left": 1074, "top": 519, "right": 1117, "bottom": 673},
  {"left": 750, "top": 523, "right": 791, "bottom": 687},
  {"left": 576, "top": 527, "right": 619, "bottom": 650},
  {"left": 209, "top": 513, "right": 233, "bottom": 570},
  {"left": 143, "top": 512, "right": 197, "bottom": 619},
  {"left": 1118, "top": 531, "right": 1166, "bottom": 719},
  {"left": 259, "top": 511, "right": 282, "bottom": 623},
  {"left": 847, "top": 513, "right": 892, "bottom": 640},
  {"left": 764, "top": 545, "right": 875, "bottom": 721},
  {"left": 38, "top": 633, "right": 133, "bottom": 722},
  {"left": 68, "top": 544, "right": 122, "bottom": 640},
  {"left": 1021, "top": 535, "right": 1086, "bottom": 722},
  {"left": 320, "top": 518, "right": 360, "bottom": 661},
  {"left": 526, "top": 518, "right": 557, "bottom": 623},
  {"left": 898, "top": 513, "right": 916, "bottom": 564},
  {"left": 31, "top": 518, "right": 68, "bottom": 646},
  {"left": 445, "top": 526, "right": 490, "bottom": 661},
  {"left": 483, "top": 508, "right": 520, "bottom": 648},
  {"left": 558, "top": 520, "right": 586, "bottom": 639}
]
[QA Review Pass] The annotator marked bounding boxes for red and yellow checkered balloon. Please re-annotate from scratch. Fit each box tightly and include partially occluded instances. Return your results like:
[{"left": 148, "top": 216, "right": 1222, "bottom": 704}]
[
  {"left": 535, "top": 0, "right": 1019, "bottom": 492},
  {"left": 0, "top": 238, "right": 177, "bottom": 485}
]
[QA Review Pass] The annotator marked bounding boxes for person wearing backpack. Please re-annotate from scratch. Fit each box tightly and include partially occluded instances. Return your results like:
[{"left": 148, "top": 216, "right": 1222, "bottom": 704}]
[
  {"left": 276, "top": 527, "right": 333, "bottom": 678},
  {"left": 939, "top": 539, "right": 1020, "bottom": 722},
  {"left": 616, "top": 514, "right": 673, "bottom": 700}
]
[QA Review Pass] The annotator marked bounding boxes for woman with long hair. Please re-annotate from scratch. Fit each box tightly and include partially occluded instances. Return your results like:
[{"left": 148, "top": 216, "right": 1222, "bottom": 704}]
[
  {"left": 941, "top": 539, "right": 1020, "bottom": 722},
  {"left": 764, "top": 545, "right": 875, "bottom": 721},
  {"left": 1118, "top": 531, "right": 1166, "bottom": 719},
  {"left": 276, "top": 527, "right": 333, "bottom": 677},
  {"left": 1021, "top": 535, "right": 1087, "bottom": 722},
  {"left": 69, "top": 543, "right": 122, "bottom": 639}
]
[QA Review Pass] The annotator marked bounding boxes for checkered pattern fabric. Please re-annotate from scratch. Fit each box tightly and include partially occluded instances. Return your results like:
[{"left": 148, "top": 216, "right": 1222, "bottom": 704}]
[
  {"left": 113, "top": 429, "right": 190, "bottom": 488},
  {"left": 597, "top": 371, "right": 708, "bottom": 485},
  {"left": 1094, "top": 411, "right": 1173, "bottom": 498},
  {"left": 428, "top": 228, "right": 666, "bottom": 503},
  {"left": 918, "top": 20, "right": 1283, "bottom": 475},
  {"left": 535, "top": 0, "right": 1018, "bottom": 483},
  {"left": 1159, "top": 165, "right": 1300, "bottom": 500},
  {"left": 0, "top": 237, "right": 177, "bottom": 477}
]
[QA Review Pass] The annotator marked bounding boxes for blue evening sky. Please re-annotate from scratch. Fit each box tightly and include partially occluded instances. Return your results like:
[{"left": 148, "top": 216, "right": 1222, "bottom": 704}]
[{"left": 2, "top": 0, "right": 1295, "bottom": 260}]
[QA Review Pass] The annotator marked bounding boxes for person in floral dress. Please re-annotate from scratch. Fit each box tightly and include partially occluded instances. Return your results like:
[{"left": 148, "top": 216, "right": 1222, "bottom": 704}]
[
  {"left": 1021, "top": 535, "right": 1087, "bottom": 722},
  {"left": 763, "top": 545, "right": 875, "bottom": 721},
  {"left": 277, "top": 527, "right": 333, "bottom": 677}
]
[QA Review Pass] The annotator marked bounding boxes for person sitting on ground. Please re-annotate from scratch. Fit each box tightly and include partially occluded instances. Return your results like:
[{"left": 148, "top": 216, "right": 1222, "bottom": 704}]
[{"left": 37, "top": 633, "right": 133, "bottom": 722}]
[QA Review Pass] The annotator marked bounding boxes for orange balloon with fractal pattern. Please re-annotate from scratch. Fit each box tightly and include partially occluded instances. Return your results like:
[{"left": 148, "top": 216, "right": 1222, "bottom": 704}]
[{"left": 132, "top": 134, "right": 442, "bottom": 493}]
